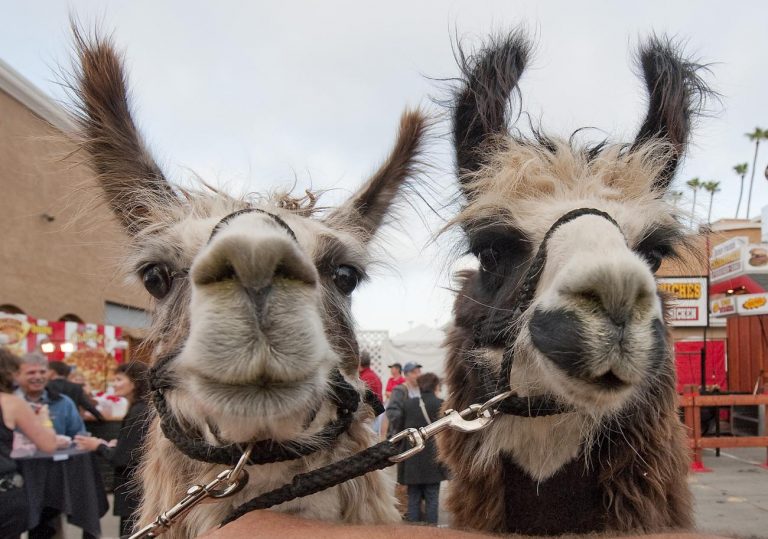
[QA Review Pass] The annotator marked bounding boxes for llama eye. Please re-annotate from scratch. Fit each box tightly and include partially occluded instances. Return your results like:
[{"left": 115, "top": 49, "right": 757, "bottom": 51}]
[
  {"left": 142, "top": 264, "right": 173, "bottom": 299},
  {"left": 641, "top": 250, "right": 663, "bottom": 273},
  {"left": 332, "top": 265, "right": 360, "bottom": 295},
  {"left": 635, "top": 245, "right": 667, "bottom": 273},
  {"left": 478, "top": 248, "right": 499, "bottom": 272}
]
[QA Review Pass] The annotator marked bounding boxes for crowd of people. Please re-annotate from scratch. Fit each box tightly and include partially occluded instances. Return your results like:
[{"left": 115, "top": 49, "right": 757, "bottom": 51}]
[
  {"left": 0, "top": 346, "right": 149, "bottom": 538},
  {"left": 1, "top": 344, "right": 444, "bottom": 537}
]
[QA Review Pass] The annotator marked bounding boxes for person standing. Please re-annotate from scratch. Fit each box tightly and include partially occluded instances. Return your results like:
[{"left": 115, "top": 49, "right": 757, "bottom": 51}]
[
  {"left": 398, "top": 373, "right": 447, "bottom": 525},
  {"left": 15, "top": 353, "right": 85, "bottom": 438},
  {"left": 358, "top": 351, "right": 383, "bottom": 435},
  {"left": 384, "top": 362, "right": 421, "bottom": 436},
  {"left": 384, "top": 362, "right": 405, "bottom": 402},
  {"left": 76, "top": 361, "right": 150, "bottom": 537},
  {"left": 46, "top": 361, "right": 105, "bottom": 421},
  {"left": 0, "top": 348, "right": 57, "bottom": 539},
  {"left": 358, "top": 351, "right": 382, "bottom": 403}
]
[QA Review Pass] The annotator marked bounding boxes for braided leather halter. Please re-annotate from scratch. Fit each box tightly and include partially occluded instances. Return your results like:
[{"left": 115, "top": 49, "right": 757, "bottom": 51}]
[{"left": 473, "top": 208, "right": 623, "bottom": 417}]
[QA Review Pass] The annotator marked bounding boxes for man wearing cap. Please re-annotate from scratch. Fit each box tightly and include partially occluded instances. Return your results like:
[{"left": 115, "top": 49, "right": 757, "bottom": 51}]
[
  {"left": 385, "top": 362, "right": 422, "bottom": 436},
  {"left": 384, "top": 362, "right": 405, "bottom": 402}
]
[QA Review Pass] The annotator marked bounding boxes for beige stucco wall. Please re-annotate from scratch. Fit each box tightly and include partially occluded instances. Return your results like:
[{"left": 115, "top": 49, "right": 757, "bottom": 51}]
[{"left": 0, "top": 88, "right": 148, "bottom": 323}]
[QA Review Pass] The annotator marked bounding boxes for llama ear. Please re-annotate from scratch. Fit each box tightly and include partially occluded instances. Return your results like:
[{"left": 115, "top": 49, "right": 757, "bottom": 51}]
[
  {"left": 326, "top": 109, "right": 427, "bottom": 242},
  {"left": 70, "top": 26, "right": 178, "bottom": 235},
  {"left": 631, "top": 35, "right": 711, "bottom": 192},
  {"left": 453, "top": 30, "right": 532, "bottom": 193}
]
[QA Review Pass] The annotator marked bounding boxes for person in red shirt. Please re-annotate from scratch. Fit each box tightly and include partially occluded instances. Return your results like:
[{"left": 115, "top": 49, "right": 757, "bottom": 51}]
[
  {"left": 384, "top": 362, "right": 405, "bottom": 402},
  {"left": 358, "top": 351, "right": 382, "bottom": 403}
]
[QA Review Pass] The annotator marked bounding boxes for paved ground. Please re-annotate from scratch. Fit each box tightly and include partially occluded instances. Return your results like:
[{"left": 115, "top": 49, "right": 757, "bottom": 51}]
[
  {"left": 690, "top": 447, "right": 768, "bottom": 538},
  {"left": 49, "top": 447, "right": 767, "bottom": 538}
]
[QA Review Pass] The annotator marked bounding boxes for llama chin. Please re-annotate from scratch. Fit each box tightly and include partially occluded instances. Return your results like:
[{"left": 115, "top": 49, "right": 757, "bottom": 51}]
[
  {"left": 439, "top": 28, "right": 707, "bottom": 535},
  {"left": 67, "top": 26, "right": 426, "bottom": 537}
]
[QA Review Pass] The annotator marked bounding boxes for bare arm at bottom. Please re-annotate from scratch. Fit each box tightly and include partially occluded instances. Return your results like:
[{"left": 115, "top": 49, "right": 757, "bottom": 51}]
[{"left": 200, "top": 511, "right": 729, "bottom": 539}]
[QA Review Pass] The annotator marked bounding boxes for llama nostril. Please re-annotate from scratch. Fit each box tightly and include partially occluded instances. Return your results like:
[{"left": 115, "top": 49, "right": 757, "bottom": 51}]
[
  {"left": 590, "top": 370, "right": 628, "bottom": 390},
  {"left": 576, "top": 290, "right": 602, "bottom": 305},
  {"left": 245, "top": 284, "right": 272, "bottom": 321}
]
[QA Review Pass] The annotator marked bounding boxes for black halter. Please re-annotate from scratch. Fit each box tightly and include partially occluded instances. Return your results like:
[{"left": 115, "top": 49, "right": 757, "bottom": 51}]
[
  {"left": 473, "top": 208, "right": 623, "bottom": 417},
  {"left": 149, "top": 355, "right": 382, "bottom": 466},
  {"left": 208, "top": 207, "right": 297, "bottom": 243},
  {"left": 149, "top": 207, "right": 381, "bottom": 466}
]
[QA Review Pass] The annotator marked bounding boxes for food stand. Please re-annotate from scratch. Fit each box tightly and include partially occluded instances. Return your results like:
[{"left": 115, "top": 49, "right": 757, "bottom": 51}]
[
  {"left": 0, "top": 311, "right": 126, "bottom": 392},
  {"left": 709, "top": 237, "right": 768, "bottom": 393}
]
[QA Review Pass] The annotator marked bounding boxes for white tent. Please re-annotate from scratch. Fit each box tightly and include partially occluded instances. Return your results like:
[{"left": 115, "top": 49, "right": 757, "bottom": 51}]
[{"left": 379, "top": 324, "right": 447, "bottom": 380}]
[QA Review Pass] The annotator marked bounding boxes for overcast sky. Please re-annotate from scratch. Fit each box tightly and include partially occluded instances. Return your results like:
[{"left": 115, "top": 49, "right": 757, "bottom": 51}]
[{"left": 2, "top": 1, "right": 767, "bottom": 334}]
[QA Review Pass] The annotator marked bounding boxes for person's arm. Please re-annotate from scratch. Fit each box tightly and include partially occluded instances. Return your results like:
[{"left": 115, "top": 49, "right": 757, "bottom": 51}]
[
  {"left": 200, "top": 511, "right": 730, "bottom": 539},
  {"left": 8, "top": 395, "right": 57, "bottom": 453},
  {"left": 73, "top": 385, "right": 105, "bottom": 421},
  {"left": 79, "top": 403, "right": 146, "bottom": 466},
  {"left": 200, "top": 511, "right": 489, "bottom": 538},
  {"left": 105, "top": 405, "right": 145, "bottom": 468}
]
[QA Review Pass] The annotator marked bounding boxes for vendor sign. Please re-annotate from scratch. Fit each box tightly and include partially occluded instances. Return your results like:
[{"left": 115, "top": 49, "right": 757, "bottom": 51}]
[
  {"left": 710, "top": 237, "right": 768, "bottom": 284},
  {"left": 735, "top": 293, "right": 768, "bottom": 316},
  {"left": 710, "top": 296, "right": 737, "bottom": 317},
  {"left": 657, "top": 277, "right": 708, "bottom": 326},
  {"left": 710, "top": 237, "right": 748, "bottom": 283}
]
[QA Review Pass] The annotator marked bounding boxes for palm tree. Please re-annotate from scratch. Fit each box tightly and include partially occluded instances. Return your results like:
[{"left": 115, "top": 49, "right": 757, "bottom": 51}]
[
  {"left": 669, "top": 190, "right": 684, "bottom": 208},
  {"left": 733, "top": 163, "right": 748, "bottom": 218},
  {"left": 745, "top": 127, "right": 768, "bottom": 218},
  {"left": 686, "top": 177, "right": 702, "bottom": 226},
  {"left": 703, "top": 180, "right": 721, "bottom": 223}
]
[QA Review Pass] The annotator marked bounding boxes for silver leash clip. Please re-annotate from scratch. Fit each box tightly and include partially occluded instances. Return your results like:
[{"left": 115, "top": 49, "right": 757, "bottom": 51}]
[
  {"left": 388, "top": 396, "right": 505, "bottom": 463},
  {"left": 129, "top": 445, "right": 253, "bottom": 538}
]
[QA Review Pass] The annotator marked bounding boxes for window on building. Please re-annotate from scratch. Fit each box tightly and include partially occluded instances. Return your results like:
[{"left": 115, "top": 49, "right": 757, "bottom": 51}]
[
  {"left": 105, "top": 302, "right": 150, "bottom": 329},
  {"left": 59, "top": 313, "right": 84, "bottom": 323}
]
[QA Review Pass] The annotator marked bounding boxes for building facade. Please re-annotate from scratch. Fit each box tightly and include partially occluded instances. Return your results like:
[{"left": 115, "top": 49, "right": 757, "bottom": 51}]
[{"left": 0, "top": 58, "right": 148, "bottom": 326}]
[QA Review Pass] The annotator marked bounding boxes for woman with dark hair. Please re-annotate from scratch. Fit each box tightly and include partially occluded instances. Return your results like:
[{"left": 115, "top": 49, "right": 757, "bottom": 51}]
[
  {"left": 0, "top": 347, "right": 57, "bottom": 538},
  {"left": 398, "top": 372, "right": 447, "bottom": 525},
  {"left": 76, "top": 361, "right": 149, "bottom": 537}
]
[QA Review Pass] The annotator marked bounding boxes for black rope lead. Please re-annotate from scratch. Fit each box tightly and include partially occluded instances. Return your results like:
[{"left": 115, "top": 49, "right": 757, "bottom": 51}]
[{"left": 220, "top": 440, "right": 401, "bottom": 527}]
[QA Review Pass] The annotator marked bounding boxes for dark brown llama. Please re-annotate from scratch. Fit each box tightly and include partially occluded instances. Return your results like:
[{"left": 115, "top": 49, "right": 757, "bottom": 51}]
[{"left": 438, "top": 30, "right": 710, "bottom": 535}]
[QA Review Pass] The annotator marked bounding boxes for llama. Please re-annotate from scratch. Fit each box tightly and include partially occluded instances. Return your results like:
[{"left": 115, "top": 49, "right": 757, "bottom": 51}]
[
  {"left": 68, "top": 30, "right": 425, "bottom": 537},
  {"left": 437, "top": 31, "right": 709, "bottom": 535}
]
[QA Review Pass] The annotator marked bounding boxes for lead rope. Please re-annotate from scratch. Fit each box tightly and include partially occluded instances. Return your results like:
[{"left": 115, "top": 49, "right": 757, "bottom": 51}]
[{"left": 129, "top": 395, "right": 502, "bottom": 538}]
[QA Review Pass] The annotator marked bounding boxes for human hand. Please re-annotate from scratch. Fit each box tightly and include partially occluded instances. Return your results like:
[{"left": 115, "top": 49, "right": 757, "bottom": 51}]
[
  {"left": 55, "top": 435, "right": 72, "bottom": 449},
  {"left": 107, "top": 439, "right": 118, "bottom": 448},
  {"left": 74, "top": 435, "right": 106, "bottom": 451}
]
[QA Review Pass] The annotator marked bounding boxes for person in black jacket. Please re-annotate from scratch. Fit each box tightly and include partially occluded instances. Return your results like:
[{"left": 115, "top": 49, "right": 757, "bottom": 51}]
[
  {"left": 75, "top": 362, "right": 150, "bottom": 537},
  {"left": 397, "top": 372, "right": 447, "bottom": 525},
  {"left": 46, "top": 361, "right": 105, "bottom": 421}
]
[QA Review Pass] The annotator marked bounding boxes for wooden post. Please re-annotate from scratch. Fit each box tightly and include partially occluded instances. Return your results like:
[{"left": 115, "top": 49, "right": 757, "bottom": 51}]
[
  {"left": 690, "top": 390, "right": 713, "bottom": 472},
  {"left": 763, "top": 395, "right": 768, "bottom": 470}
]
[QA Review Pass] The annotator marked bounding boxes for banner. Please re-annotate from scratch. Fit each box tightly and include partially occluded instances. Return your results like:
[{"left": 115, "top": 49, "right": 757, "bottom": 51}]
[
  {"left": 710, "top": 237, "right": 768, "bottom": 284},
  {"left": 0, "top": 311, "right": 124, "bottom": 391},
  {"left": 657, "top": 277, "right": 708, "bottom": 327}
]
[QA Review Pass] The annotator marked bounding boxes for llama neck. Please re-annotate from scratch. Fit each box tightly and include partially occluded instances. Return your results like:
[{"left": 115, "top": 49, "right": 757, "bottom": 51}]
[{"left": 480, "top": 413, "right": 586, "bottom": 482}]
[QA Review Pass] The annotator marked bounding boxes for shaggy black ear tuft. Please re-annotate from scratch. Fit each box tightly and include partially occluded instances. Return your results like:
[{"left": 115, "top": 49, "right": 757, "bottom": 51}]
[
  {"left": 69, "top": 24, "right": 177, "bottom": 235},
  {"left": 453, "top": 30, "right": 532, "bottom": 187},
  {"left": 327, "top": 109, "right": 428, "bottom": 242},
  {"left": 631, "top": 35, "right": 712, "bottom": 191}
]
